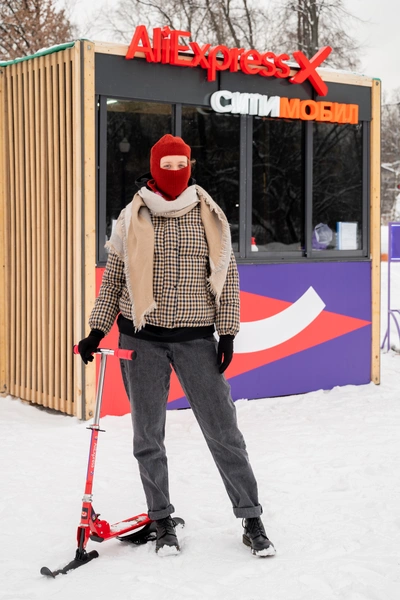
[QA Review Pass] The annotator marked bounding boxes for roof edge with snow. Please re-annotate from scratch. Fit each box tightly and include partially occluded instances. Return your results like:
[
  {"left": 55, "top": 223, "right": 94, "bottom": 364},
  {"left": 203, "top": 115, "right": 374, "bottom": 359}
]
[{"left": 0, "top": 40, "right": 90, "bottom": 67}]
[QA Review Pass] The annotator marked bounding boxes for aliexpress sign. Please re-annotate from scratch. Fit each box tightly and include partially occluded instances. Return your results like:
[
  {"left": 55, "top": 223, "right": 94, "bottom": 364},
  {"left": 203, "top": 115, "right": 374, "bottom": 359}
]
[{"left": 126, "top": 25, "right": 332, "bottom": 97}]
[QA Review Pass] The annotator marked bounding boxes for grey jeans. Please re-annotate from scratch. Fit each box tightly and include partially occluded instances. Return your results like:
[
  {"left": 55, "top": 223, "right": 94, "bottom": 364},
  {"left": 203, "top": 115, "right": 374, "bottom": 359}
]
[{"left": 119, "top": 333, "right": 262, "bottom": 520}]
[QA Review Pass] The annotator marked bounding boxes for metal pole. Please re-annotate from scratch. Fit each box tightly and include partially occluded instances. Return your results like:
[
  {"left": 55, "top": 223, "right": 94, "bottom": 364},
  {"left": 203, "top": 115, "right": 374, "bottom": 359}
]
[
  {"left": 93, "top": 352, "right": 107, "bottom": 427},
  {"left": 387, "top": 223, "right": 392, "bottom": 351}
]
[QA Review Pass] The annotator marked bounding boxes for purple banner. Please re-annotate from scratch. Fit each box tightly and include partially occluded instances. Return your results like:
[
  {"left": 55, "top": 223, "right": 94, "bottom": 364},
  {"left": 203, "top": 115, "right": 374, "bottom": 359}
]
[{"left": 168, "top": 261, "right": 371, "bottom": 409}]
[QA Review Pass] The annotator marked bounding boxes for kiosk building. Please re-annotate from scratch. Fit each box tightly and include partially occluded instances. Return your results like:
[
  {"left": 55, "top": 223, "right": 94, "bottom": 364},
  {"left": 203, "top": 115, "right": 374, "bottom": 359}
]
[{"left": 0, "top": 33, "right": 381, "bottom": 418}]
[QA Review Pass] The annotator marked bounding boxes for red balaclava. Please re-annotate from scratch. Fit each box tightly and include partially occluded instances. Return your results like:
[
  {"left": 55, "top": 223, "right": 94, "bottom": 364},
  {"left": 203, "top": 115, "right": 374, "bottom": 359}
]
[{"left": 149, "top": 134, "right": 191, "bottom": 200}]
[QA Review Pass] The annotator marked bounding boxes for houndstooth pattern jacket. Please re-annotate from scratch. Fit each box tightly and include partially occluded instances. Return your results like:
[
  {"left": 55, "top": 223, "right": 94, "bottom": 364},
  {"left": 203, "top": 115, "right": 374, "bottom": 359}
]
[{"left": 89, "top": 204, "right": 240, "bottom": 337}]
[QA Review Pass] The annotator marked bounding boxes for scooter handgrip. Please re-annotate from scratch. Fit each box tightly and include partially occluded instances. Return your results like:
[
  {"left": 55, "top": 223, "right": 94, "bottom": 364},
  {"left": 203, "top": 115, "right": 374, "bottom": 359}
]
[{"left": 114, "top": 349, "right": 137, "bottom": 361}]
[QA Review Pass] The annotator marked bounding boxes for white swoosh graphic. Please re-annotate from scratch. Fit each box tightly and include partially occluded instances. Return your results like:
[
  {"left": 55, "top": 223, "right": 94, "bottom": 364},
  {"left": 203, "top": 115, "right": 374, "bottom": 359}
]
[{"left": 233, "top": 287, "right": 326, "bottom": 354}]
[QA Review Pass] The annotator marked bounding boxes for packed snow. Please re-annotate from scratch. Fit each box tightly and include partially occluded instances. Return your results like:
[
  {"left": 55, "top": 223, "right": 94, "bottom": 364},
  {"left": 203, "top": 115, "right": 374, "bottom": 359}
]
[{"left": 1, "top": 260, "right": 400, "bottom": 600}]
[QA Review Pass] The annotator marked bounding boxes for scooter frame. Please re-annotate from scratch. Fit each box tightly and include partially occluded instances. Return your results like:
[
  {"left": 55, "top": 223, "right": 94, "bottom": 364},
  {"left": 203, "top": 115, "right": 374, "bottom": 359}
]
[
  {"left": 76, "top": 348, "right": 152, "bottom": 548},
  {"left": 41, "top": 347, "right": 153, "bottom": 577}
]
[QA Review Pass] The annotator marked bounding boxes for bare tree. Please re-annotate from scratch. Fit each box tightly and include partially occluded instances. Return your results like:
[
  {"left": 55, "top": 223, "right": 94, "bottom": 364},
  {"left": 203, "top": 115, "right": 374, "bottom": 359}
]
[
  {"left": 381, "top": 89, "right": 400, "bottom": 221},
  {"left": 94, "top": 0, "right": 362, "bottom": 69},
  {"left": 382, "top": 91, "right": 400, "bottom": 165},
  {"left": 0, "top": 0, "right": 75, "bottom": 61},
  {"left": 94, "top": 0, "right": 279, "bottom": 51},
  {"left": 278, "top": 0, "right": 361, "bottom": 70}
]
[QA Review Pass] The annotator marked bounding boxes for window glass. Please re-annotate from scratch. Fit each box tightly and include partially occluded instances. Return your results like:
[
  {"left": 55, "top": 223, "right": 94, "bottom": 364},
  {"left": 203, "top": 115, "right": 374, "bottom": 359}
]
[
  {"left": 313, "top": 123, "right": 363, "bottom": 251},
  {"left": 181, "top": 106, "right": 240, "bottom": 252},
  {"left": 106, "top": 99, "right": 172, "bottom": 240},
  {"left": 252, "top": 118, "right": 304, "bottom": 253}
]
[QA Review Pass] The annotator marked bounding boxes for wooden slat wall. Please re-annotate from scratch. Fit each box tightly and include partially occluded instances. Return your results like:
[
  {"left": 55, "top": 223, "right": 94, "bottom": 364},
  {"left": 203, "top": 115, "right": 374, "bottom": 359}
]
[
  {"left": 0, "top": 65, "right": 8, "bottom": 394},
  {"left": 0, "top": 44, "right": 90, "bottom": 416}
]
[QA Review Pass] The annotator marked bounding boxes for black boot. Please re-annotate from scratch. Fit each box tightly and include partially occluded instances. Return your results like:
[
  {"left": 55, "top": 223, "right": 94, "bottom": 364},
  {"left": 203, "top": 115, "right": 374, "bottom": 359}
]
[
  {"left": 155, "top": 517, "right": 180, "bottom": 555},
  {"left": 242, "top": 517, "right": 276, "bottom": 557}
]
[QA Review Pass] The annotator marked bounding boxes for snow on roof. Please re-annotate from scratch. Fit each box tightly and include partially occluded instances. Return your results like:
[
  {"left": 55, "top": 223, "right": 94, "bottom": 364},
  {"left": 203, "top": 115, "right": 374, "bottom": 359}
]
[{"left": 0, "top": 40, "right": 89, "bottom": 67}]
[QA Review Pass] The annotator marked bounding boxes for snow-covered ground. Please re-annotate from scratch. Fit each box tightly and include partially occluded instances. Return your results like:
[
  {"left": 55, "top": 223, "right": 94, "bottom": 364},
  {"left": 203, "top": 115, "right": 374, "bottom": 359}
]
[{"left": 1, "top": 262, "right": 400, "bottom": 600}]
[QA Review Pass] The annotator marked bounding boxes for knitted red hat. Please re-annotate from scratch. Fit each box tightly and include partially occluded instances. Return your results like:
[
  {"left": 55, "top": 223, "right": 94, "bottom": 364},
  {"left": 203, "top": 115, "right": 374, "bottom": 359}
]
[
  {"left": 150, "top": 134, "right": 191, "bottom": 169},
  {"left": 150, "top": 134, "right": 191, "bottom": 200}
]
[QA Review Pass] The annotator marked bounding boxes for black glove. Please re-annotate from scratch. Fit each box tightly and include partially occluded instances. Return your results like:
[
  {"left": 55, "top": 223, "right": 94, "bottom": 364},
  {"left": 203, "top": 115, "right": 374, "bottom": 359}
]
[
  {"left": 217, "top": 335, "right": 235, "bottom": 374},
  {"left": 77, "top": 329, "right": 105, "bottom": 364}
]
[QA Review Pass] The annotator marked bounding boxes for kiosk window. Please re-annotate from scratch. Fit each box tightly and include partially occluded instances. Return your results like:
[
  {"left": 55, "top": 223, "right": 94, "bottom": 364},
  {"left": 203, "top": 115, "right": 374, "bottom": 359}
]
[
  {"left": 181, "top": 106, "right": 240, "bottom": 252},
  {"left": 105, "top": 99, "right": 172, "bottom": 240},
  {"left": 312, "top": 123, "right": 363, "bottom": 251},
  {"left": 97, "top": 98, "right": 368, "bottom": 265},
  {"left": 252, "top": 118, "right": 304, "bottom": 253}
]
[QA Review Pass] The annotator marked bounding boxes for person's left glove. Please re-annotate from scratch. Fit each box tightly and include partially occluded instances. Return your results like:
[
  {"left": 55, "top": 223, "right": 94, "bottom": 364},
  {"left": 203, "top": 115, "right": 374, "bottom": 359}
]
[
  {"left": 217, "top": 335, "right": 235, "bottom": 374},
  {"left": 78, "top": 329, "right": 105, "bottom": 364}
]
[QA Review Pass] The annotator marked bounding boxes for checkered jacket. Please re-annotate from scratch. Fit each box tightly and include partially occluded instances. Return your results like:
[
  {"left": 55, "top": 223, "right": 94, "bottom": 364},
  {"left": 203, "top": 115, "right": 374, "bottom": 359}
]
[{"left": 89, "top": 204, "right": 240, "bottom": 336}]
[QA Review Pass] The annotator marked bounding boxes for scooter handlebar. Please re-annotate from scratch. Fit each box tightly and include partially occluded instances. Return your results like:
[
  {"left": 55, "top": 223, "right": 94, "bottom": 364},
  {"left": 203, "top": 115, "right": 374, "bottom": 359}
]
[
  {"left": 73, "top": 345, "right": 137, "bottom": 360},
  {"left": 114, "top": 349, "right": 137, "bottom": 360}
]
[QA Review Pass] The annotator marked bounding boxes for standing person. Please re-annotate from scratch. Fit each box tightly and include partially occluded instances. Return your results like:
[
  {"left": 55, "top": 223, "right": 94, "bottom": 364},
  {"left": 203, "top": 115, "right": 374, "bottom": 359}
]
[{"left": 78, "top": 134, "right": 275, "bottom": 558}]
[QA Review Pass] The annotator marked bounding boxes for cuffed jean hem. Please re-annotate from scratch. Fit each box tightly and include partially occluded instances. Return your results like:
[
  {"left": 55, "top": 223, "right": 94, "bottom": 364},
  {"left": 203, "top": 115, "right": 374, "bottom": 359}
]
[
  {"left": 233, "top": 504, "right": 263, "bottom": 518},
  {"left": 148, "top": 504, "right": 175, "bottom": 520}
]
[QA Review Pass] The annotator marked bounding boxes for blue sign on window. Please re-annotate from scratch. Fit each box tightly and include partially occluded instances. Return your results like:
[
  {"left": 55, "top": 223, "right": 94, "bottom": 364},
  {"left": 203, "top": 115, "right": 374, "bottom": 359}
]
[{"left": 389, "top": 223, "right": 400, "bottom": 261}]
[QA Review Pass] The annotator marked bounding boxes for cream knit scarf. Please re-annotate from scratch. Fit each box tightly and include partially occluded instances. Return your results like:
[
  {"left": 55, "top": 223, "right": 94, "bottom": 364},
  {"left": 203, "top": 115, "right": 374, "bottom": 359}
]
[{"left": 106, "top": 184, "right": 232, "bottom": 330}]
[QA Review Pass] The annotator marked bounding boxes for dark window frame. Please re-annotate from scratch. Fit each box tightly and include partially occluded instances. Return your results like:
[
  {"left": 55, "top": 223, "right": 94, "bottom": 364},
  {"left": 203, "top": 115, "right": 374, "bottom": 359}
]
[
  {"left": 248, "top": 116, "right": 305, "bottom": 260},
  {"left": 96, "top": 95, "right": 174, "bottom": 265},
  {"left": 96, "top": 96, "right": 370, "bottom": 266},
  {"left": 180, "top": 103, "right": 243, "bottom": 254},
  {"left": 308, "top": 121, "right": 368, "bottom": 259}
]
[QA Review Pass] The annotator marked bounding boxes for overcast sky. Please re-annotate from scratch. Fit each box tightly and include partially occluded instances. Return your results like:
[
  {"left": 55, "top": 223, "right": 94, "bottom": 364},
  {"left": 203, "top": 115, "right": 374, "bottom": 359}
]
[
  {"left": 64, "top": 0, "right": 399, "bottom": 96},
  {"left": 346, "top": 0, "right": 399, "bottom": 96}
]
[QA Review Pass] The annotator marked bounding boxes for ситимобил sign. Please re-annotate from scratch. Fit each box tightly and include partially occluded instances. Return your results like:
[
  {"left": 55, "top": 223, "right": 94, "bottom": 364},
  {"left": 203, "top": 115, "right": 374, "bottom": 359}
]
[{"left": 210, "top": 91, "right": 359, "bottom": 124}]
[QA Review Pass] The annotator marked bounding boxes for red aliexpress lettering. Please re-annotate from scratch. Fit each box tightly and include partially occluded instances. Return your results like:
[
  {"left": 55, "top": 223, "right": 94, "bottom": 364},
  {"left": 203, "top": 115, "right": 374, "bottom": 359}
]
[
  {"left": 170, "top": 30, "right": 192, "bottom": 66},
  {"left": 229, "top": 47, "right": 244, "bottom": 72},
  {"left": 240, "top": 50, "right": 262, "bottom": 75},
  {"left": 207, "top": 45, "right": 232, "bottom": 81},
  {"left": 275, "top": 54, "right": 290, "bottom": 78},
  {"left": 125, "top": 25, "right": 332, "bottom": 95},
  {"left": 126, "top": 25, "right": 155, "bottom": 62},
  {"left": 260, "top": 52, "right": 277, "bottom": 77},
  {"left": 189, "top": 42, "right": 211, "bottom": 68}
]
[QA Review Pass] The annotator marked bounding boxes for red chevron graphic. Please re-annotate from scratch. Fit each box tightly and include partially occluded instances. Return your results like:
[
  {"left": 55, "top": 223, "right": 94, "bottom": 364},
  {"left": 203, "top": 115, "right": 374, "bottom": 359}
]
[{"left": 167, "top": 290, "right": 370, "bottom": 402}]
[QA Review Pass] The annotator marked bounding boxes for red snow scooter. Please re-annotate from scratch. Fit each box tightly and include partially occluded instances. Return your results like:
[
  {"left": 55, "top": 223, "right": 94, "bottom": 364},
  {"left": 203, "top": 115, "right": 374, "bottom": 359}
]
[{"left": 40, "top": 346, "right": 184, "bottom": 578}]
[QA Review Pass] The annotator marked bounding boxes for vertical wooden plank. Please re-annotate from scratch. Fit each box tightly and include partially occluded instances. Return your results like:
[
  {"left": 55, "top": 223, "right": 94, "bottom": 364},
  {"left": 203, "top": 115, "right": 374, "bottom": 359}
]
[
  {"left": 51, "top": 52, "right": 61, "bottom": 411},
  {"left": 27, "top": 63, "right": 35, "bottom": 401},
  {"left": 28, "top": 61, "right": 37, "bottom": 402},
  {"left": 72, "top": 42, "right": 84, "bottom": 419},
  {"left": 370, "top": 79, "right": 381, "bottom": 385},
  {"left": 36, "top": 57, "right": 44, "bottom": 404},
  {"left": 32, "top": 59, "right": 41, "bottom": 404},
  {"left": 45, "top": 54, "right": 54, "bottom": 409},
  {"left": 82, "top": 42, "right": 96, "bottom": 420},
  {"left": 17, "top": 62, "right": 27, "bottom": 401},
  {"left": 39, "top": 55, "right": 49, "bottom": 406},
  {"left": 65, "top": 50, "right": 74, "bottom": 415},
  {"left": 15, "top": 65, "right": 23, "bottom": 398},
  {"left": 13, "top": 63, "right": 23, "bottom": 400},
  {"left": 64, "top": 49, "right": 75, "bottom": 415},
  {"left": 58, "top": 54, "right": 67, "bottom": 413},
  {"left": 13, "top": 65, "right": 20, "bottom": 400},
  {"left": 18, "top": 62, "right": 27, "bottom": 400},
  {"left": 22, "top": 60, "right": 32, "bottom": 400},
  {"left": 0, "top": 67, "right": 9, "bottom": 396},
  {"left": 8, "top": 66, "right": 17, "bottom": 398}
]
